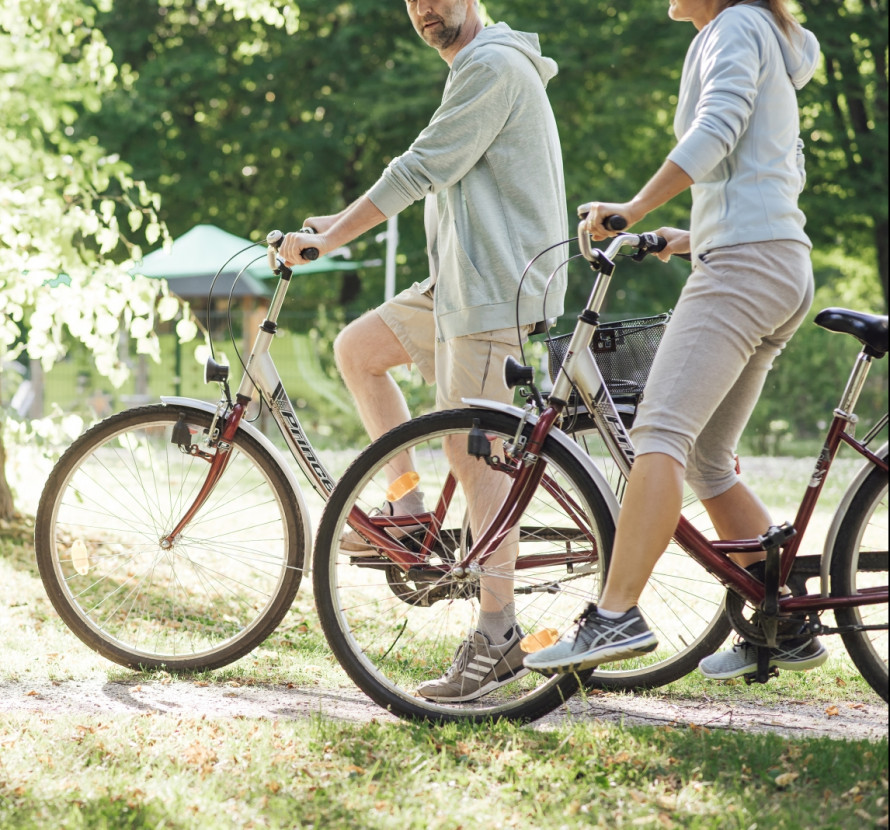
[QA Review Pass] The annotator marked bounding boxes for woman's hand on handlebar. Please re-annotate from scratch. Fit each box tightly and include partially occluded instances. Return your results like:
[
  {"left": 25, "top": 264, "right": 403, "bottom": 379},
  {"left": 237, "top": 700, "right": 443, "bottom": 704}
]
[
  {"left": 653, "top": 227, "right": 691, "bottom": 263},
  {"left": 580, "top": 200, "right": 646, "bottom": 240}
]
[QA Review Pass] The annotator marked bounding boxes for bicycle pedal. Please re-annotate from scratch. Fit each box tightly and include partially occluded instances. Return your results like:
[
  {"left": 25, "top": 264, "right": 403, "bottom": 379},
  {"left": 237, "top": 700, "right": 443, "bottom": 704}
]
[{"left": 742, "top": 666, "right": 779, "bottom": 685}]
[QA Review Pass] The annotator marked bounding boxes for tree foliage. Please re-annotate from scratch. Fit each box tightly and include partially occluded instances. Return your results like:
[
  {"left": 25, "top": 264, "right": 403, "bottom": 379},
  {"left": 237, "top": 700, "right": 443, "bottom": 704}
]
[
  {"left": 0, "top": 0, "right": 180, "bottom": 516},
  {"left": 798, "top": 0, "right": 888, "bottom": 306}
]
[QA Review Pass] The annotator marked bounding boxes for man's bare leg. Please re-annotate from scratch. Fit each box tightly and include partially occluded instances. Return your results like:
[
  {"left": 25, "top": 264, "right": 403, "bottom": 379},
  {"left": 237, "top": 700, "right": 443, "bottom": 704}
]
[
  {"left": 334, "top": 311, "right": 417, "bottom": 488},
  {"left": 444, "top": 434, "right": 518, "bottom": 641}
]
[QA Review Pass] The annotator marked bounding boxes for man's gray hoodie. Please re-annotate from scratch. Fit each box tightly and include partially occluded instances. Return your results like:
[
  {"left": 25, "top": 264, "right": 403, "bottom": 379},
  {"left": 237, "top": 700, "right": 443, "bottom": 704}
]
[
  {"left": 667, "top": 3, "right": 821, "bottom": 259},
  {"left": 367, "top": 23, "right": 567, "bottom": 341}
]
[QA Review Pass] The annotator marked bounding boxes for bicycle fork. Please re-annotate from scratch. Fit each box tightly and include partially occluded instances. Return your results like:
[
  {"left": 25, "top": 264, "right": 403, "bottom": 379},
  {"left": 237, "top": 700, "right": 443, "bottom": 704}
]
[
  {"left": 158, "top": 400, "right": 248, "bottom": 548},
  {"left": 454, "top": 407, "right": 562, "bottom": 574}
]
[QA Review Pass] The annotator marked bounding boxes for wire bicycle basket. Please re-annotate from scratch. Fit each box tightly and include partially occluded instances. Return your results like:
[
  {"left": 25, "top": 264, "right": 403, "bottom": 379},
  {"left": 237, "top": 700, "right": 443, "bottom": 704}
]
[{"left": 546, "top": 312, "right": 671, "bottom": 406}]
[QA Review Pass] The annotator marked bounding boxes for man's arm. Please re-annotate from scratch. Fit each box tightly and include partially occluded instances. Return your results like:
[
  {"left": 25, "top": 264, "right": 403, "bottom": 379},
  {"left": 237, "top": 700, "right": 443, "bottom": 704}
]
[{"left": 280, "top": 195, "right": 386, "bottom": 266}]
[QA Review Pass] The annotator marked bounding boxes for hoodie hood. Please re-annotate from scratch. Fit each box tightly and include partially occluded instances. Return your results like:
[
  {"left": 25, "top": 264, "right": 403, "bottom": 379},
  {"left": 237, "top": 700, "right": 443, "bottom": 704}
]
[
  {"left": 748, "top": 3, "right": 820, "bottom": 89},
  {"left": 452, "top": 21, "right": 558, "bottom": 86}
]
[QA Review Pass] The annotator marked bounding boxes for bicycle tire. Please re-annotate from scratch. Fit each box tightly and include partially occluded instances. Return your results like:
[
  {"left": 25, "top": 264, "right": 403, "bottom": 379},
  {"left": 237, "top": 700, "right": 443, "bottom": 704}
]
[
  {"left": 829, "top": 459, "right": 888, "bottom": 701},
  {"left": 313, "top": 408, "right": 615, "bottom": 723},
  {"left": 559, "top": 420, "right": 732, "bottom": 689},
  {"left": 35, "top": 404, "right": 305, "bottom": 671}
]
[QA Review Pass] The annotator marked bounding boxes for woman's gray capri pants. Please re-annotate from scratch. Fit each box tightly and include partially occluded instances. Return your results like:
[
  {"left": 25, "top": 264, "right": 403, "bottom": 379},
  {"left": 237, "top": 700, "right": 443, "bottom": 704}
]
[{"left": 630, "top": 239, "right": 814, "bottom": 500}]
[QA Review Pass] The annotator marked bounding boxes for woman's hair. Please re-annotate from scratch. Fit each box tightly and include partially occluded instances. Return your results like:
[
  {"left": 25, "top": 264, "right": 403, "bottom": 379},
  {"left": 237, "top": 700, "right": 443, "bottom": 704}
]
[{"left": 721, "top": 0, "right": 800, "bottom": 36}]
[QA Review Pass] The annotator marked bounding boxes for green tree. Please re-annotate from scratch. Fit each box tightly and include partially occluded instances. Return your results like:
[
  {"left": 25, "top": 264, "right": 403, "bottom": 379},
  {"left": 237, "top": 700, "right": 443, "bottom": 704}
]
[
  {"left": 799, "top": 0, "right": 888, "bottom": 309},
  {"left": 85, "top": 0, "right": 447, "bottom": 312},
  {"left": 0, "top": 0, "right": 294, "bottom": 518}
]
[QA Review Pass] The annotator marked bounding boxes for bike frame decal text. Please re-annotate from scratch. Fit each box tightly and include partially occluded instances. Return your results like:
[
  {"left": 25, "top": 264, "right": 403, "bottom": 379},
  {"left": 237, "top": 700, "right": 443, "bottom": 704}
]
[{"left": 272, "top": 384, "right": 336, "bottom": 491}]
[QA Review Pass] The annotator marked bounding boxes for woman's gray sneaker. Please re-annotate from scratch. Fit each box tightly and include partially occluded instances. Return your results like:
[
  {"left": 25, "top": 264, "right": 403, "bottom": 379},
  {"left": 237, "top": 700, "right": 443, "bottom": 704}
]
[
  {"left": 698, "top": 637, "right": 828, "bottom": 680},
  {"left": 523, "top": 604, "right": 658, "bottom": 675},
  {"left": 416, "top": 625, "right": 528, "bottom": 702}
]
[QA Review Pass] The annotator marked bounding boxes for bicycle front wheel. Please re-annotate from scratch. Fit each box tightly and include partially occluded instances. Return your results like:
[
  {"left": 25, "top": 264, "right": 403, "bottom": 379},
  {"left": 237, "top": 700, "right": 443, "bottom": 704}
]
[
  {"left": 830, "top": 458, "right": 888, "bottom": 701},
  {"left": 313, "top": 408, "right": 616, "bottom": 723},
  {"left": 35, "top": 404, "right": 305, "bottom": 671}
]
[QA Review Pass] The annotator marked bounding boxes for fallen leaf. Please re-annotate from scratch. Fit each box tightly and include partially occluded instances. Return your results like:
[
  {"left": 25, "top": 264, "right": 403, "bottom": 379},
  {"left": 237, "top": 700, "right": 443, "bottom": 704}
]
[
  {"left": 775, "top": 772, "right": 799, "bottom": 788},
  {"left": 835, "top": 677, "right": 848, "bottom": 687},
  {"left": 825, "top": 705, "right": 840, "bottom": 717}
]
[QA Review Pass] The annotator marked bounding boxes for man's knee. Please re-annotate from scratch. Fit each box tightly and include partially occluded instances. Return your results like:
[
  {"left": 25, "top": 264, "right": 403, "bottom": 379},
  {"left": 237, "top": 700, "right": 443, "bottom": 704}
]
[
  {"left": 333, "top": 321, "right": 362, "bottom": 375},
  {"left": 334, "top": 311, "right": 412, "bottom": 378}
]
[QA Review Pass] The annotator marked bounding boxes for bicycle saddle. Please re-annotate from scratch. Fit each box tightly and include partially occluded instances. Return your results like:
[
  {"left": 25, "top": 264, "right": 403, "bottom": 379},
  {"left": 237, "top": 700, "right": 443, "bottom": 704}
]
[{"left": 814, "top": 307, "right": 889, "bottom": 358}]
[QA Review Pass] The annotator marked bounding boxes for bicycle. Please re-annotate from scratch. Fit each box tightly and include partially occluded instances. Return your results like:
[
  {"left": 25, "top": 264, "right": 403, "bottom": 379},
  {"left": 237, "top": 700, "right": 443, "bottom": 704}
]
[
  {"left": 34, "top": 231, "right": 342, "bottom": 671},
  {"left": 311, "top": 214, "right": 888, "bottom": 723}
]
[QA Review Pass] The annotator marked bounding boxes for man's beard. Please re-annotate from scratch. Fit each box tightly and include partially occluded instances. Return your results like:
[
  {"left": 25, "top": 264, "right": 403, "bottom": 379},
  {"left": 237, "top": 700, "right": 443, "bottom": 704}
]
[{"left": 418, "top": 16, "right": 463, "bottom": 49}]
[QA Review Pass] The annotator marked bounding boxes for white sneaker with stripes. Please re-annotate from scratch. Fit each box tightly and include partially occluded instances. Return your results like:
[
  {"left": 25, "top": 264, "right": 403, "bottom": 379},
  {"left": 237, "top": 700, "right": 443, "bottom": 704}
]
[{"left": 416, "top": 625, "right": 528, "bottom": 703}]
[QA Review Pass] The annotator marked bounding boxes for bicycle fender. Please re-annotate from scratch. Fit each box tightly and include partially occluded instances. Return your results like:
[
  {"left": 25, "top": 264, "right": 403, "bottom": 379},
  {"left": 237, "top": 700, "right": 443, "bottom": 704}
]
[
  {"left": 462, "top": 398, "right": 621, "bottom": 525},
  {"left": 820, "top": 441, "right": 888, "bottom": 596},
  {"left": 160, "top": 396, "right": 314, "bottom": 555}
]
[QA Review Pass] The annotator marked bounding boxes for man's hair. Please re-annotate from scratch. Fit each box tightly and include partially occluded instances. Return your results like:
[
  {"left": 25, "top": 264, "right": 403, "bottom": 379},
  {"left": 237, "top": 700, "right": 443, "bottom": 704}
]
[{"left": 721, "top": 0, "right": 800, "bottom": 36}]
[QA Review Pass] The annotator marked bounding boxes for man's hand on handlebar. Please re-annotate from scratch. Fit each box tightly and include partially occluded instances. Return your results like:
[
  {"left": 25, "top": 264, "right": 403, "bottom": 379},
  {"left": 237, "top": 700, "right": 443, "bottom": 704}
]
[
  {"left": 280, "top": 229, "right": 326, "bottom": 266},
  {"left": 653, "top": 227, "right": 691, "bottom": 263},
  {"left": 302, "top": 215, "right": 337, "bottom": 235}
]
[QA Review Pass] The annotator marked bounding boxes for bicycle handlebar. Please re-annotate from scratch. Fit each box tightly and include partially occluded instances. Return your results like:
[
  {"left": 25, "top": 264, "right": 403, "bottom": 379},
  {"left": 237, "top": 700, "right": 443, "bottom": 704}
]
[
  {"left": 577, "top": 202, "right": 626, "bottom": 232},
  {"left": 266, "top": 228, "right": 320, "bottom": 263}
]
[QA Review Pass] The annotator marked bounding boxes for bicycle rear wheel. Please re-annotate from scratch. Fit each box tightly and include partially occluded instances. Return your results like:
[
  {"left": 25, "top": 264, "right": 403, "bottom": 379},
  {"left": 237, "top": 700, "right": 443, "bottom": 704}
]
[
  {"left": 560, "top": 420, "right": 731, "bottom": 689},
  {"left": 35, "top": 404, "right": 305, "bottom": 671},
  {"left": 313, "top": 408, "right": 615, "bottom": 723},
  {"left": 830, "top": 459, "right": 888, "bottom": 701}
]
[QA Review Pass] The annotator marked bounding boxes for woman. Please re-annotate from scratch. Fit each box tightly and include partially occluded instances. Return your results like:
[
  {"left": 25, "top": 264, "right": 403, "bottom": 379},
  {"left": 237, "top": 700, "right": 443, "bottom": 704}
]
[{"left": 525, "top": 0, "right": 823, "bottom": 680}]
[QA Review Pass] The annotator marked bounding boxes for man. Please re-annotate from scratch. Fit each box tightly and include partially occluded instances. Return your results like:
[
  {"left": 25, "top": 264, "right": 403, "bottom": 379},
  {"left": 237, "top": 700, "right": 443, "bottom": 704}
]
[{"left": 280, "top": 0, "right": 567, "bottom": 701}]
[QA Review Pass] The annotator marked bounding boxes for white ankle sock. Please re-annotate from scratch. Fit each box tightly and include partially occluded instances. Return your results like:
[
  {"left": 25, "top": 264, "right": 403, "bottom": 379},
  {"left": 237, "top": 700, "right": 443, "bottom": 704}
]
[
  {"left": 391, "top": 491, "right": 425, "bottom": 516},
  {"left": 597, "top": 606, "right": 625, "bottom": 620},
  {"left": 478, "top": 603, "right": 516, "bottom": 644}
]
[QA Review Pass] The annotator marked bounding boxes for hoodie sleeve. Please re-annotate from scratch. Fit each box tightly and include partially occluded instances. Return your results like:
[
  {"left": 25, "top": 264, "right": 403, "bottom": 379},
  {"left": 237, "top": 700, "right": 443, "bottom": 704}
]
[
  {"left": 668, "top": 12, "right": 762, "bottom": 183},
  {"left": 366, "top": 52, "right": 515, "bottom": 218}
]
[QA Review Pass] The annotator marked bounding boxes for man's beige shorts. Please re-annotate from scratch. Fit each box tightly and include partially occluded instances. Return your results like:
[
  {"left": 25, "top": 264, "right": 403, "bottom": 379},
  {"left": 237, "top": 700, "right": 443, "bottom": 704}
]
[{"left": 376, "top": 282, "right": 530, "bottom": 411}]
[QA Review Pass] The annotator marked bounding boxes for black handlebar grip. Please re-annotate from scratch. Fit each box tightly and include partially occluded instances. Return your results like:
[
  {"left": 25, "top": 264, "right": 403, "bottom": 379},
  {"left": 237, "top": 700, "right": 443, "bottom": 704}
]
[
  {"left": 653, "top": 235, "right": 692, "bottom": 261},
  {"left": 298, "top": 225, "right": 319, "bottom": 260},
  {"left": 603, "top": 215, "right": 627, "bottom": 232}
]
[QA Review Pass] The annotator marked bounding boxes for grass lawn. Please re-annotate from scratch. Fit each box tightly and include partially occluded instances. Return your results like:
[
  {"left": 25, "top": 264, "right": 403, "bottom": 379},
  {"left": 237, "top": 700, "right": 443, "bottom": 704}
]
[{"left": 1, "top": 444, "right": 887, "bottom": 829}]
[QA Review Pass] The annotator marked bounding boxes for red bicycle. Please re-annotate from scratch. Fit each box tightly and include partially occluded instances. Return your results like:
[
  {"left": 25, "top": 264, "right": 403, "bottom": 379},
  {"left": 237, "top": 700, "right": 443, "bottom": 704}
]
[{"left": 312, "top": 217, "right": 887, "bottom": 722}]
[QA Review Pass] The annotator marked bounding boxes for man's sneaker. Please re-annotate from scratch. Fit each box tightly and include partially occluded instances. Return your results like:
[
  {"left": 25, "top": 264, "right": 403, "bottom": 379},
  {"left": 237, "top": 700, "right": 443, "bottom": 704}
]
[
  {"left": 416, "top": 625, "right": 528, "bottom": 702},
  {"left": 340, "top": 501, "right": 425, "bottom": 557},
  {"left": 523, "top": 604, "right": 658, "bottom": 675},
  {"left": 698, "top": 636, "right": 828, "bottom": 680}
]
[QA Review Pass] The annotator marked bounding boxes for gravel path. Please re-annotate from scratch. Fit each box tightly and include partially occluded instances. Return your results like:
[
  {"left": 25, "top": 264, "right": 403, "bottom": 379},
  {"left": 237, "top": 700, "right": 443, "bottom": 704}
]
[{"left": 1, "top": 678, "right": 885, "bottom": 742}]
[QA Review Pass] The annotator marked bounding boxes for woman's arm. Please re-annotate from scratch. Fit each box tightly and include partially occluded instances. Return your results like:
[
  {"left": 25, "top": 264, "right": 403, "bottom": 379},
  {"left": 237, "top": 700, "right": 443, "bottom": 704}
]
[{"left": 582, "top": 160, "right": 693, "bottom": 239}]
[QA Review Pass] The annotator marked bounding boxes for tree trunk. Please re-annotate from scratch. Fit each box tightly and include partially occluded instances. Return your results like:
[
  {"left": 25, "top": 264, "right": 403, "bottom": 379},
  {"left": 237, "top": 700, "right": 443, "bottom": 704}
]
[
  {"left": 0, "top": 429, "right": 16, "bottom": 520},
  {"left": 876, "top": 218, "right": 889, "bottom": 311}
]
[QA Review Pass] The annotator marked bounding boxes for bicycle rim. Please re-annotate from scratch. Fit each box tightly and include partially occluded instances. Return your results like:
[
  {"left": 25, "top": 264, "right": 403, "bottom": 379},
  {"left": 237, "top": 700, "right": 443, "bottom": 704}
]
[
  {"left": 313, "top": 409, "right": 615, "bottom": 722},
  {"left": 35, "top": 405, "right": 304, "bottom": 670},
  {"left": 831, "top": 463, "right": 888, "bottom": 701}
]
